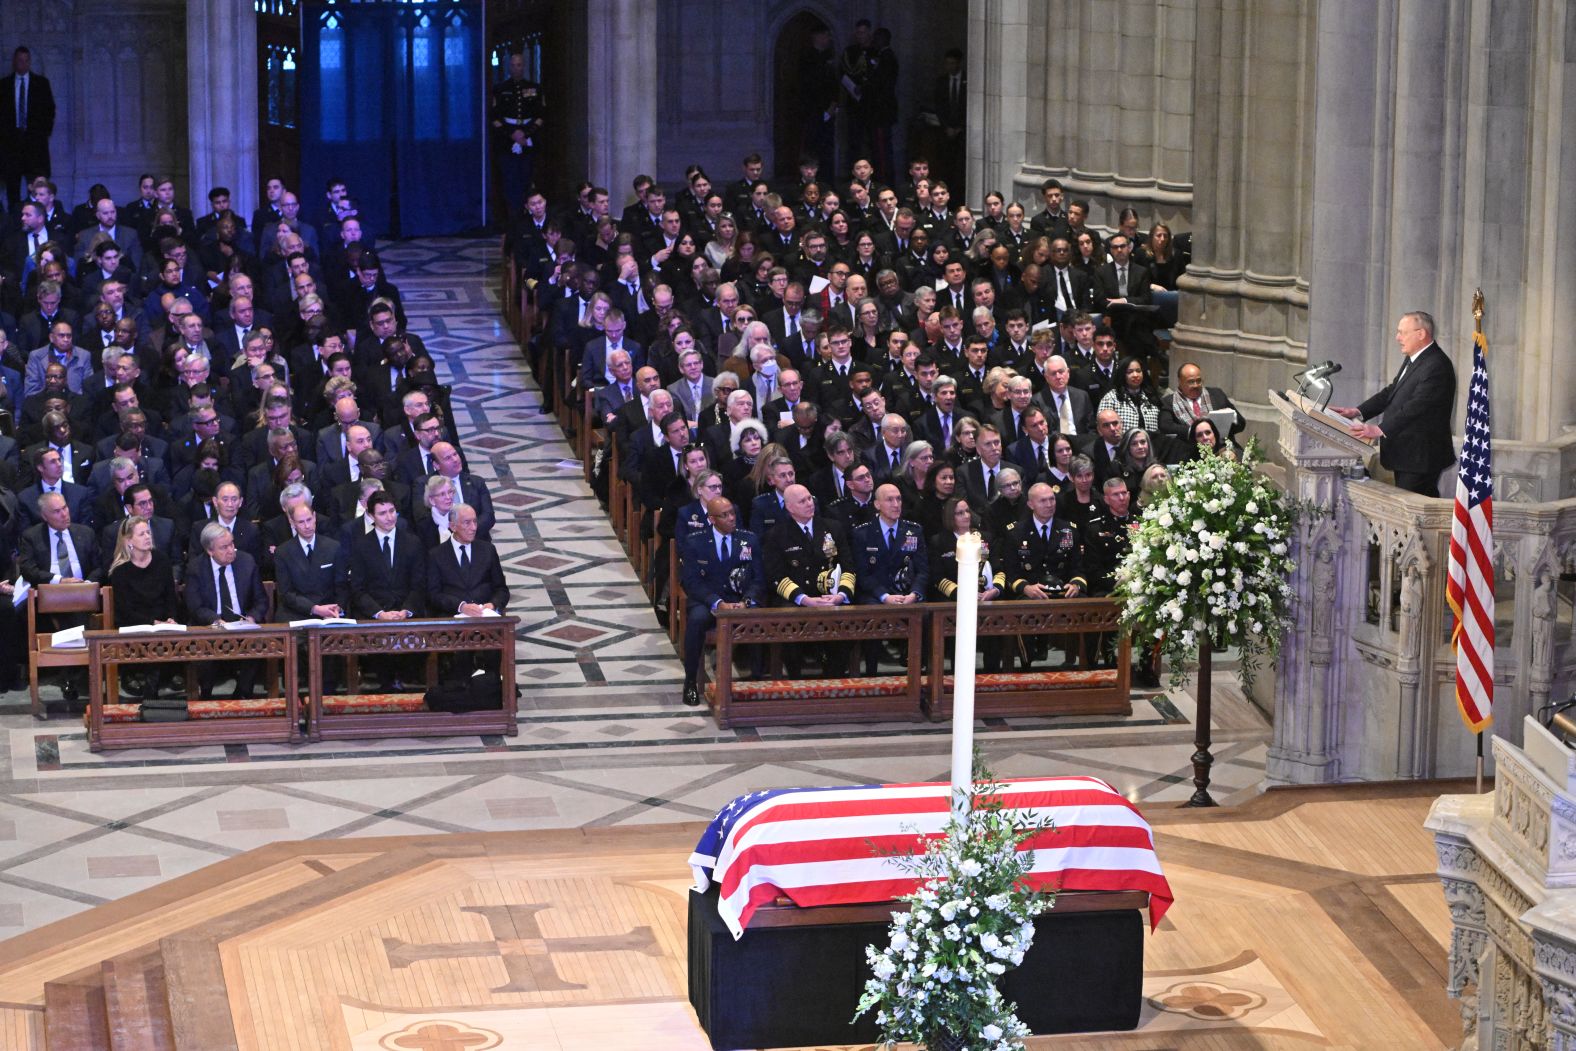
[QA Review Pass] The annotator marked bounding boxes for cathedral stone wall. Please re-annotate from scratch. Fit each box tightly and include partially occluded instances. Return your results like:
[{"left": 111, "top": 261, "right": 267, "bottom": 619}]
[{"left": 970, "top": 0, "right": 1576, "bottom": 497}]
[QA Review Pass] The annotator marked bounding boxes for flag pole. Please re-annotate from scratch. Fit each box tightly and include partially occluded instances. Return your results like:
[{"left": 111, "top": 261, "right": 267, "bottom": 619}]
[{"left": 1472, "top": 288, "right": 1486, "bottom": 795}]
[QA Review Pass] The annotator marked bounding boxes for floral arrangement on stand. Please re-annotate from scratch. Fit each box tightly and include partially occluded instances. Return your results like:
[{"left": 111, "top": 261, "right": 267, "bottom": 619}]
[
  {"left": 854, "top": 769, "right": 1055, "bottom": 1051},
  {"left": 1114, "top": 440, "right": 1297, "bottom": 689}
]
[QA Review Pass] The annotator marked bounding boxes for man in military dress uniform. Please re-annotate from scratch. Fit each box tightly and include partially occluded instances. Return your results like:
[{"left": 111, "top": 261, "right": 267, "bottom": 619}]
[
  {"left": 1003, "top": 481, "right": 1086, "bottom": 668},
  {"left": 853, "top": 483, "right": 928, "bottom": 674},
  {"left": 1081, "top": 477, "right": 1135, "bottom": 669},
  {"left": 764, "top": 483, "right": 855, "bottom": 675},
  {"left": 678, "top": 497, "right": 763, "bottom": 707},
  {"left": 491, "top": 53, "right": 545, "bottom": 220}
]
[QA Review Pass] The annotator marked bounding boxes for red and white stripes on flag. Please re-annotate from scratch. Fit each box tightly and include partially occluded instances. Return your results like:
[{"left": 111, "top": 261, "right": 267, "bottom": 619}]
[
  {"left": 1447, "top": 330, "right": 1494, "bottom": 733},
  {"left": 689, "top": 776, "right": 1174, "bottom": 939}
]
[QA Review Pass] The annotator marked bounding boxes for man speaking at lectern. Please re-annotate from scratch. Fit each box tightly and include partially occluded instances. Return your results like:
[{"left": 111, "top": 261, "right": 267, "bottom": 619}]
[{"left": 1332, "top": 311, "right": 1457, "bottom": 497}]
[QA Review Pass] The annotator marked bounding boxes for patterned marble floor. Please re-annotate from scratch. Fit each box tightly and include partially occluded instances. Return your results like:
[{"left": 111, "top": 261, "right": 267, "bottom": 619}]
[{"left": 0, "top": 237, "right": 1273, "bottom": 938}]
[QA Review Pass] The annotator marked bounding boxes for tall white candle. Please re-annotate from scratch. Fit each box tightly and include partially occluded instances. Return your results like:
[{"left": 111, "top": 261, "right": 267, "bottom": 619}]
[{"left": 950, "top": 531, "right": 982, "bottom": 817}]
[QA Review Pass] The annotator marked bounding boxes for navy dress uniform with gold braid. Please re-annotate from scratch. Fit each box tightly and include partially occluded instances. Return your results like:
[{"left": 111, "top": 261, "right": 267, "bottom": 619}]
[
  {"left": 764, "top": 514, "right": 855, "bottom": 675},
  {"left": 491, "top": 76, "right": 545, "bottom": 213},
  {"left": 929, "top": 534, "right": 1005, "bottom": 600},
  {"left": 764, "top": 516, "right": 855, "bottom": 606},
  {"left": 930, "top": 532, "right": 1008, "bottom": 673},
  {"left": 678, "top": 526, "right": 763, "bottom": 689}
]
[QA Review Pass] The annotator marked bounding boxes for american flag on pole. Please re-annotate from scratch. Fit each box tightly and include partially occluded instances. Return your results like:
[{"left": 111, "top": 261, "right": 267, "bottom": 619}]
[
  {"left": 1446, "top": 329, "right": 1493, "bottom": 733},
  {"left": 689, "top": 776, "right": 1173, "bottom": 938}
]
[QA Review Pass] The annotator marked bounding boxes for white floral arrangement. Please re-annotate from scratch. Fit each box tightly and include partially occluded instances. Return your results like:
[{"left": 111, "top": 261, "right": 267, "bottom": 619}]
[
  {"left": 854, "top": 772, "right": 1055, "bottom": 1051},
  {"left": 1114, "top": 440, "right": 1296, "bottom": 687}
]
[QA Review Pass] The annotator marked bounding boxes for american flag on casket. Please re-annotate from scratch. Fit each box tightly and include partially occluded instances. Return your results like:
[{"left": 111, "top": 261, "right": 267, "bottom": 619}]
[{"left": 689, "top": 775, "right": 1174, "bottom": 939}]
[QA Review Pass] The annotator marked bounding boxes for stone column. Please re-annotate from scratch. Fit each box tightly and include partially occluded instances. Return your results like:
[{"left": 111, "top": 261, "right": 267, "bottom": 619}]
[
  {"left": 586, "top": 0, "right": 657, "bottom": 203},
  {"left": 966, "top": 0, "right": 1031, "bottom": 203},
  {"left": 1170, "top": 0, "right": 1314, "bottom": 432},
  {"left": 186, "top": 0, "right": 258, "bottom": 221}
]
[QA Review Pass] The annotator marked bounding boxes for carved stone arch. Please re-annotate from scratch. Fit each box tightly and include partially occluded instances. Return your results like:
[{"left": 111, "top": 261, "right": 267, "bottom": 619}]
[{"left": 767, "top": 4, "right": 841, "bottom": 178}]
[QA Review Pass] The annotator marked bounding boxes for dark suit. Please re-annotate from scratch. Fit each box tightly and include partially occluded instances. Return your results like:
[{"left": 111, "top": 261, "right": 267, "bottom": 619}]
[
  {"left": 1035, "top": 385, "right": 1095, "bottom": 441},
  {"left": 1155, "top": 386, "right": 1246, "bottom": 446},
  {"left": 183, "top": 549, "right": 267, "bottom": 623},
  {"left": 272, "top": 534, "right": 346, "bottom": 618},
  {"left": 18, "top": 522, "right": 100, "bottom": 584},
  {"left": 18, "top": 481, "right": 94, "bottom": 530},
  {"left": 187, "top": 517, "right": 263, "bottom": 564},
  {"left": 579, "top": 337, "right": 644, "bottom": 390},
  {"left": 425, "top": 538, "right": 509, "bottom": 615},
  {"left": 1355, "top": 343, "right": 1458, "bottom": 495},
  {"left": 185, "top": 550, "right": 269, "bottom": 696},
  {"left": 345, "top": 526, "right": 425, "bottom": 618},
  {"left": 678, "top": 526, "right": 764, "bottom": 683},
  {"left": 0, "top": 72, "right": 56, "bottom": 209}
]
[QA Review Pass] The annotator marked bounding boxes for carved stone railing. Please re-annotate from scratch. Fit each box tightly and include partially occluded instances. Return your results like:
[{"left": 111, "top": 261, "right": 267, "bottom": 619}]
[
  {"left": 1268, "top": 390, "right": 1576, "bottom": 783},
  {"left": 1427, "top": 719, "right": 1576, "bottom": 1051}
]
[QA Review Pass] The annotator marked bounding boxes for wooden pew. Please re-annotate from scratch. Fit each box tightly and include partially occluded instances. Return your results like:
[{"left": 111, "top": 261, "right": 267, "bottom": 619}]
[
  {"left": 926, "top": 598, "right": 1131, "bottom": 720},
  {"left": 303, "top": 617, "right": 519, "bottom": 741},
  {"left": 705, "top": 605, "right": 926, "bottom": 729},
  {"left": 84, "top": 626, "right": 301, "bottom": 752},
  {"left": 701, "top": 600, "right": 1133, "bottom": 729}
]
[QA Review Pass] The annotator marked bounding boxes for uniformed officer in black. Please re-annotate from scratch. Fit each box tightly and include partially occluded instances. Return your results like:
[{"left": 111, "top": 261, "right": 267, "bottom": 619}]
[
  {"left": 678, "top": 497, "right": 764, "bottom": 707},
  {"left": 491, "top": 53, "right": 546, "bottom": 219},
  {"left": 852, "top": 483, "right": 928, "bottom": 674},
  {"left": 764, "top": 483, "right": 855, "bottom": 674},
  {"left": 1081, "top": 476, "right": 1134, "bottom": 668},
  {"left": 1003, "top": 481, "right": 1086, "bottom": 667},
  {"left": 826, "top": 461, "right": 878, "bottom": 534}
]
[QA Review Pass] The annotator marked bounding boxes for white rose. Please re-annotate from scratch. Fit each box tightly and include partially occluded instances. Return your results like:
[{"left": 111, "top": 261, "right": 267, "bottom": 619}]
[
  {"left": 982, "top": 1023, "right": 1004, "bottom": 1041},
  {"left": 891, "top": 931, "right": 910, "bottom": 951},
  {"left": 1176, "top": 569, "right": 1191, "bottom": 585},
  {"left": 1153, "top": 566, "right": 1168, "bottom": 580},
  {"left": 1170, "top": 605, "right": 1183, "bottom": 622},
  {"left": 1158, "top": 512, "right": 1174, "bottom": 528},
  {"left": 1244, "top": 500, "right": 1259, "bottom": 514},
  {"left": 959, "top": 858, "right": 983, "bottom": 877}
]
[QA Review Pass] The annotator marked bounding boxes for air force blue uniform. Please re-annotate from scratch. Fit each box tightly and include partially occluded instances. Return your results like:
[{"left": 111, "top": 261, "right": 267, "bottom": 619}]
[
  {"left": 678, "top": 526, "right": 764, "bottom": 685},
  {"left": 851, "top": 518, "right": 929, "bottom": 603}
]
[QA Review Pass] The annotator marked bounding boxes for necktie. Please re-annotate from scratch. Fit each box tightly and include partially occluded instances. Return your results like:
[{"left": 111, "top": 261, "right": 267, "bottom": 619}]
[
  {"left": 1191, "top": 397, "right": 1202, "bottom": 417},
  {"left": 720, "top": 533, "right": 730, "bottom": 562},
  {"left": 987, "top": 467, "right": 997, "bottom": 497},
  {"left": 304, "top": 543, "right": 312, "bottom": 560},
  {"left": 55, "top": 530, "right": 69, "bottom": 574},
  {"left": 621, "top": 383, "right": 631, "bottom": 400},
  {"left": 787, "top": 315, "right": 798, "bottom": 337},
  {"left": 886, "top": 526, "right": 896, "bottom": 549},
  {"left": 383, "top": 534, "right": 393, "bottom": 568},
  {"left": 1041, "top": 523, "right": 1050, "bottom": 544},
  {"left": 835, "top": 473, "right": 845, "bottom": 500},
  {"left": 17, "top": 76, "right": 26, "bottom": 130},
  {"left": 219, "top": 565, "right": 236, "bottom": 618},
  {"left": 1058, "top": 269, "right": 1073, "bottom": 310},
  {"left": 941, "top": 415, "right": 951, "bottom": 447},
  {"left": 692, "top": 382, "right": 702, "bottom": 409},
  {"left": 1039, "top": 444, "right": 1049, "bottom": 473},
  {"left": 460, "top": 544, "right": 471, "bottom": 569},
  {"left": 1118, "top": 266, "right": 1127, "bottom": 297},
  {"left": 890, "top": 449, "right": 900, "bottom": 471}
]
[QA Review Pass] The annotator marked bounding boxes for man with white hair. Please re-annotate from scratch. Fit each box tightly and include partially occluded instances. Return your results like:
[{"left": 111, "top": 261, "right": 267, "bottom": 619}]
[
  {"left": 746, "top": 342, "right": 782, "bottom": 412},
  {"left": 866, "top": 412, "right": 911, "bottom": 480}
]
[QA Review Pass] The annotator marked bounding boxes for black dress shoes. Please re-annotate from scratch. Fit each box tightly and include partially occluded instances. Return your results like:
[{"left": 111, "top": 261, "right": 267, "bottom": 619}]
[{"left": 682, "top": 681, "right": 700, "bottom": 707}]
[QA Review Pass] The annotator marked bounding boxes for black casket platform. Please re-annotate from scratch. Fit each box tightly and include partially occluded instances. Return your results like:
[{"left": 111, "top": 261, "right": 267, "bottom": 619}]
[{"left": 687, "top": 884, "right": 1145, "bottom": 1050}]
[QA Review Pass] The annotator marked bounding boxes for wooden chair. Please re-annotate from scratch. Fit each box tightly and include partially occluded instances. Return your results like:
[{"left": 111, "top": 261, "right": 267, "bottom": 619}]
[
  {"left": 581, "top": 386, "right": 600, "bottom": 483},
  {"left": 28, "top": 583, "right": 114, "bottom": 719}
]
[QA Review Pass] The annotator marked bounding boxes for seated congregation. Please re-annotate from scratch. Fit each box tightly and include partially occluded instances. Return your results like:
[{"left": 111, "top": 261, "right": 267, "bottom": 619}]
[
  {"left": 508, "top": 158, "right": 1241, "bottom": 713},
  {"left": 0, "top": 172, "right": 510, "bottom": 724}
]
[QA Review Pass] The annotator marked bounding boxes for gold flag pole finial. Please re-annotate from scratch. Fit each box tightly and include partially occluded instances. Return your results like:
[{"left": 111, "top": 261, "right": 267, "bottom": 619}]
[{"left": 1473, "top": 288, "right": 1485, "bottom": 333}]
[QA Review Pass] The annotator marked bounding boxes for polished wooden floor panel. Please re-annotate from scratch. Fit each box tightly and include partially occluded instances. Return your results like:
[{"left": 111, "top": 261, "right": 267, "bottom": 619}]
[
  {"left": 0, "top": 786, "right": 1470, "bottom": 1050},
  {"left": 222, "top": 858, "right": 694, "bottom": 1051}
]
